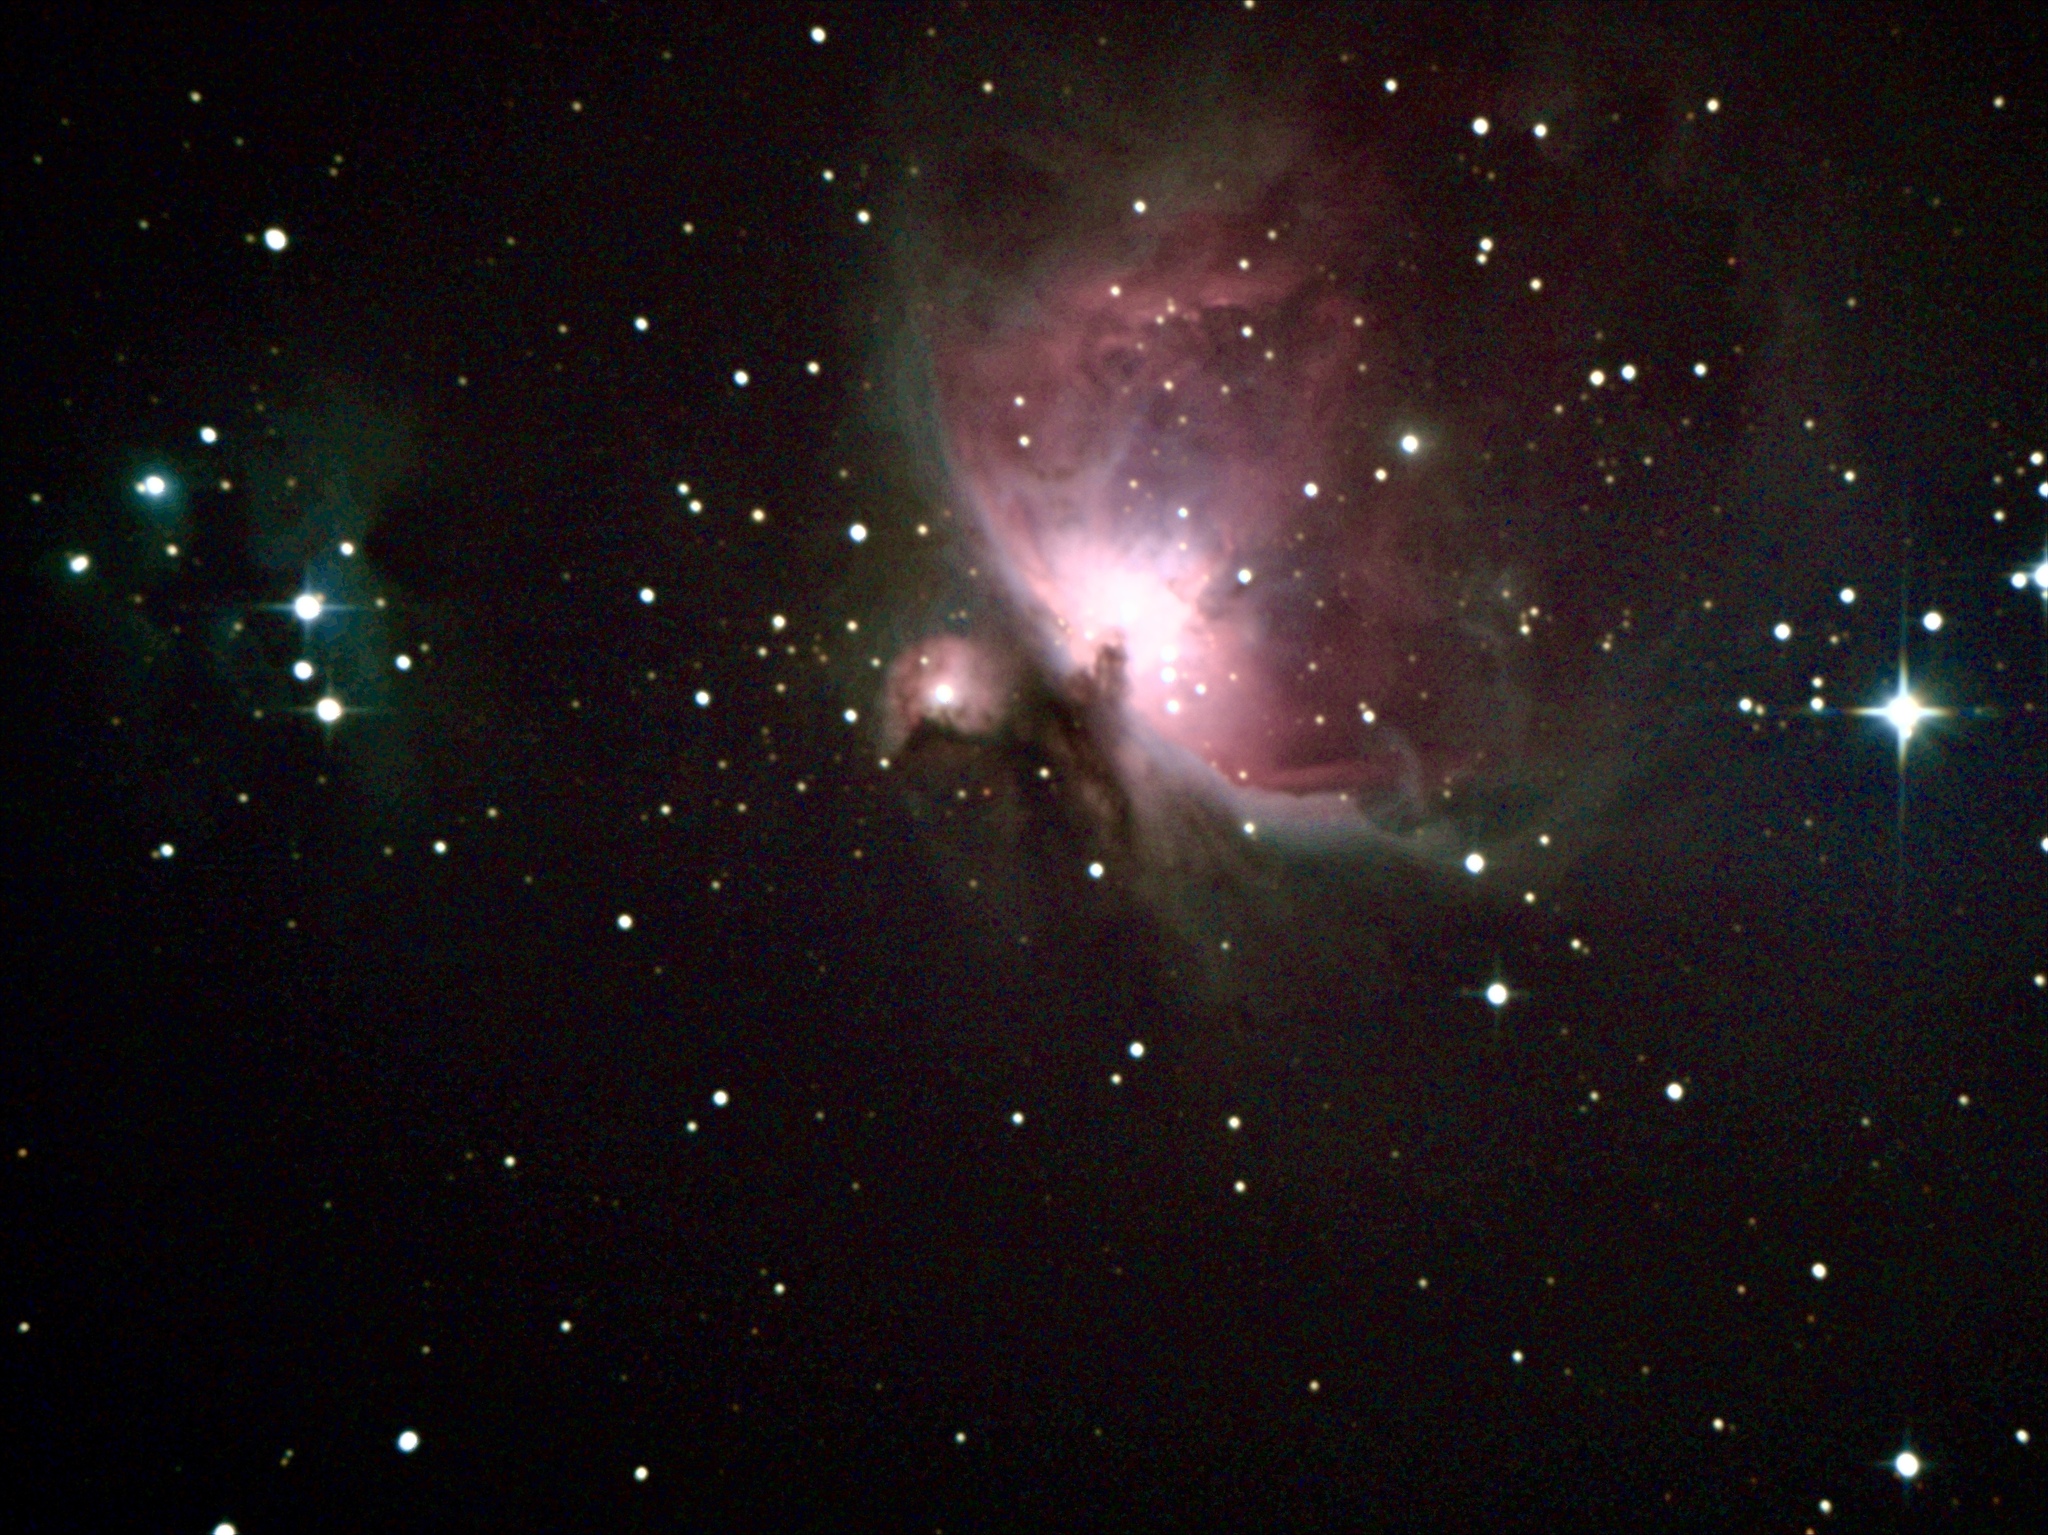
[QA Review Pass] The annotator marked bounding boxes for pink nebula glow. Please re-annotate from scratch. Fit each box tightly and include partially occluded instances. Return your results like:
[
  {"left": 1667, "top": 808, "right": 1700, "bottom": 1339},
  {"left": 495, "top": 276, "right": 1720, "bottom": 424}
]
[
  {"left": 881, "top": 632, "right": 1017, "bottom": 749},
  {"left": 915, "top": 189, "right": 1497, "bottom": 819}
]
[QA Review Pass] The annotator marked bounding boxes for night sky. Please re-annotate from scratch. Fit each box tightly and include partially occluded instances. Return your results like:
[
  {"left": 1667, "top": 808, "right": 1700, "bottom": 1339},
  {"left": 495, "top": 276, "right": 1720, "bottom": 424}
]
[{"left": 13, "top": 4, "right": 2048, "bottom": 1529}]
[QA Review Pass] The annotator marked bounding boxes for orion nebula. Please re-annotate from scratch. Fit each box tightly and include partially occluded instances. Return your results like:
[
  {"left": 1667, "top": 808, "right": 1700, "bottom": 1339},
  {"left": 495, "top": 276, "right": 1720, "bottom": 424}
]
[
  {"left": 860, "top": 19, "right": 1832, "bottom": 951},
  {"left": 932, "top": 203, "right": 1497, "bottom": 810},
  {"left": 879, "top": 79, "right": 1584, "bottom": 892}
]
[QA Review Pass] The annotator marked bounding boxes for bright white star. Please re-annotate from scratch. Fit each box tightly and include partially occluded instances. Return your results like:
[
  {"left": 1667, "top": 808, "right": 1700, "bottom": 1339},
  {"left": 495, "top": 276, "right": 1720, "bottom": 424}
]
[
  {"left": 1879, "top": 689, "right": 1929, "bottom": 740},
  {"left": 1854, "top": 669, "right": 1946, "bottom": 770}
]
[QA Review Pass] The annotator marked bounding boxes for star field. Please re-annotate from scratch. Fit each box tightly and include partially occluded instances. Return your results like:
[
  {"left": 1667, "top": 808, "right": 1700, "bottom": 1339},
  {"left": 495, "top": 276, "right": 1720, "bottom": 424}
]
[{"left": 11, "top": 4, "right": 2048, "bottom": 1529}]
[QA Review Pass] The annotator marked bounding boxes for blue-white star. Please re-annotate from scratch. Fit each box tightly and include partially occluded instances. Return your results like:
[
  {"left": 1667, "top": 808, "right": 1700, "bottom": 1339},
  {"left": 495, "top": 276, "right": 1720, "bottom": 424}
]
[{"left": 1853, "top": 664, "right": 1948, "bottom": 770}]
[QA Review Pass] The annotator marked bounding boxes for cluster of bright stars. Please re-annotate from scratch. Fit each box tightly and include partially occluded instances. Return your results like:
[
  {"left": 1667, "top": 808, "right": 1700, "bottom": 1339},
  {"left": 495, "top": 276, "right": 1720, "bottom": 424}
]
[
  {"left": 1743, "top": 587, "right": 1962, "bottom": 770},
  {"left": 285, "top": 589, "right": 348, "bottom": 723},
  {"left": 95, "top": 457, "right": 389, "bottom": 729}
]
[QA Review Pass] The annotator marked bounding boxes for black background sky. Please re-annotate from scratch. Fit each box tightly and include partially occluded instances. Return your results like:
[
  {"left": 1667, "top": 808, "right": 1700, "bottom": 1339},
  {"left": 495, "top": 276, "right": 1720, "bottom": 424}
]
[{"left": 11, "top": 3, "right": 2048, "bottom": 1530}]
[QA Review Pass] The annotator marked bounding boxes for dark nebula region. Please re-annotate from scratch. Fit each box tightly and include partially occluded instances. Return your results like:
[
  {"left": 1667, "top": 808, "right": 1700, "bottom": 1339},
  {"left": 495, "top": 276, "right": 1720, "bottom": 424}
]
[{"left": 885, "top": 107, "right": 1555, "bottom": 880}]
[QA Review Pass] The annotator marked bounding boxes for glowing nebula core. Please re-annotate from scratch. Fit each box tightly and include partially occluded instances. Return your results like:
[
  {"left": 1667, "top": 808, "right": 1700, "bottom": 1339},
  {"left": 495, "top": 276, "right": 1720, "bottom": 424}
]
[
  {"left": 883, "top": 631, "right": 1017, "bottom": 742},
  {"left": 893, "top": 133, "right": 1517, "bottom": 844}
]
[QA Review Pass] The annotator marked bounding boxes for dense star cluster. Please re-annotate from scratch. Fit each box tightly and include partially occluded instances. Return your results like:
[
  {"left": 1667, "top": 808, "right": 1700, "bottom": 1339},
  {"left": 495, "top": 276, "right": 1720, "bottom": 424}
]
[{"left": 12, "top": 5, "right": 2048, "bottom": 1530}]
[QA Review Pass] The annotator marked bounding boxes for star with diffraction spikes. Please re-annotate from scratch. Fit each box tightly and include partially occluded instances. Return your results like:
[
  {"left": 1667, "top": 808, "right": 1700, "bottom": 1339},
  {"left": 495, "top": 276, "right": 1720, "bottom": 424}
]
[{"left": 1851, "top": 659, "right": 1947, "bottom": 775}]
